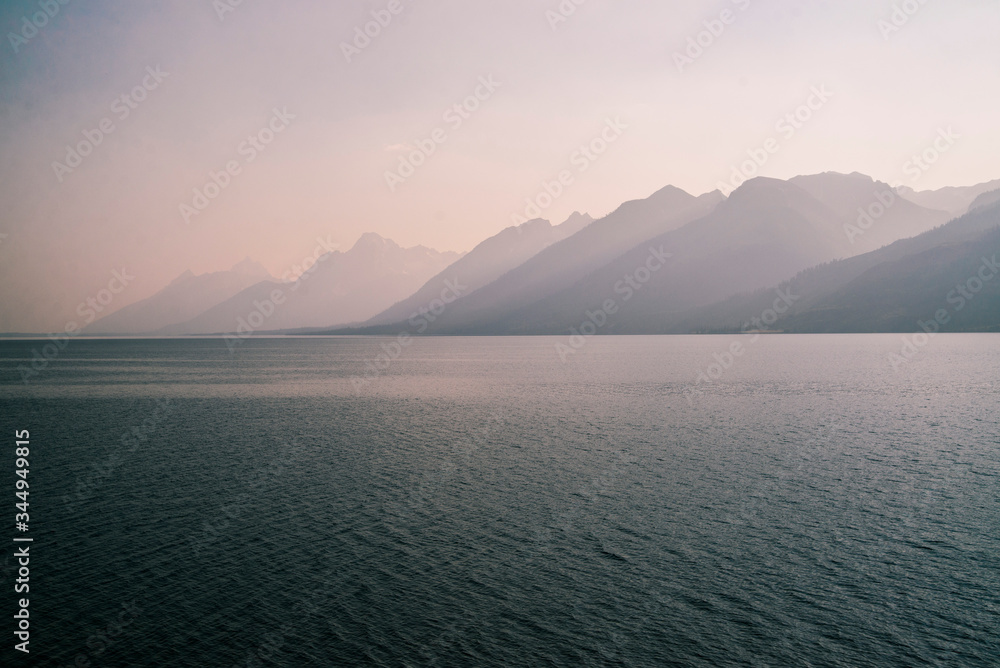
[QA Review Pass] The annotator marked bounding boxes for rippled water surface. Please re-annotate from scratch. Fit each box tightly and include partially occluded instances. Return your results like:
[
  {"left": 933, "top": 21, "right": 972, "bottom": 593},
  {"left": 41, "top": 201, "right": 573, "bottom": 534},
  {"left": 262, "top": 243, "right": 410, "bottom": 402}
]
[{"left": 1, "top": 335, "right": 998, "bottom": 666}]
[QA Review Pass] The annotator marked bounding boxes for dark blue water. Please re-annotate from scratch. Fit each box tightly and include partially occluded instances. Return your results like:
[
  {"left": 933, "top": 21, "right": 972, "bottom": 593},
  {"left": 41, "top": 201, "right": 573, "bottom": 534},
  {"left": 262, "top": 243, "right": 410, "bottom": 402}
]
[{"left": 1, "top": 336, "right": 998, "bottom": 666}]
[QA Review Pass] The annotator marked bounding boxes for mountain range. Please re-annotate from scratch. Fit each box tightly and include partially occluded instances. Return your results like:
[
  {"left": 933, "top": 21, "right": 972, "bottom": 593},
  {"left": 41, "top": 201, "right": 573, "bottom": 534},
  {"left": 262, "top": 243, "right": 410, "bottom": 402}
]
[
  {"left": 88, "top": 235, "right": 462, "bottom": 335},
  {"left": 896, "top": 179, "right": 1000, "bottom": 216},
  {"left": 79, "top": 172, "right": 1000, "bottom": 338},
  {"left": 87, "top": 258, "right": 274, "bottom": 335},
  {"left": 665, "top": 197, "right": 1000, "bottom": 335}
]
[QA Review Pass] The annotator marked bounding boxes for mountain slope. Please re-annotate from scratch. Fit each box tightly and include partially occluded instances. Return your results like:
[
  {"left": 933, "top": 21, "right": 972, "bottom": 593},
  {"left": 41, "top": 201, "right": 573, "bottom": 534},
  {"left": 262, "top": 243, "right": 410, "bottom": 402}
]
[
  {"left": 669, "top": 199, "right": 1000, "bottom": 334},
  {"left": 323, "top": 174, "right": 953, "bottom": 337},
  {"left": 158, "top": 234, "right": 462, "bottom": 335},
  {"left": 479, "top": 176, "right": 854, "bottom": 335},
  {"left": 897, "top": 179, "right": 1000, "bottom": 217},
  {"left": 968, "top": 189, "right": 1000, "bottom": 213},
  {"left": 777, "top": 229, "right": 1000, "bottom": 333},
  {"left": 417, "top": 174, "right": 951, "bottom": 335},
  {"left": 789, "top": 172, "right": 951, "bottom": 254},
  {"left": 87, "top": 258, "right": 274, "bottom": 334},
  {"left": 375, "top": 184, "right": 724, "bottom": 334},
  {"left": 364, "top": 212, "right": 592, "bottom": 327}
]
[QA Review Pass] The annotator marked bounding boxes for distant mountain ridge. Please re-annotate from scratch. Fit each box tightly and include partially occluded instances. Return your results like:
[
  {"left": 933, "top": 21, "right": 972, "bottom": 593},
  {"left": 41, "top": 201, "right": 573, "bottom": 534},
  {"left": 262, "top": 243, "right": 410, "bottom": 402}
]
[
  {"left": 347, "top": 173, "right": 954, "bottom": 336},
  {"left": 87, "top": 258, "right": 274, "bottom": 334},
  {"left": 364, "top": 212, "right": 592, "bottom": 327},
  {"left": 789, "top": 172, "right": 949, "bottom": 254},
  {"left": 897, "top": 179, "right": 1000, "bottom": 216},
  {"left": 157, "top": 234, "right": 462, "bottom": 335},
  {"left": 968, "top": 189, "right": 1000, "bottom": 213},
  {"left": 78, "top": 171, "right": 1000, "bottom": 338},
  {"left": 666, "top": 198, "right": 1000, "bottom": 334},
  {"left": 377, "top": 185, "right": 725, "bottom": 335}
]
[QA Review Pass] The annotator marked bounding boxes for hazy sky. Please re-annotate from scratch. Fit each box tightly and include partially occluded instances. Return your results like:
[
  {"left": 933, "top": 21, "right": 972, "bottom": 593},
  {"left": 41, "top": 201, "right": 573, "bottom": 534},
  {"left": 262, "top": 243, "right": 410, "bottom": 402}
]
[{"left": 1, "top": 0, "right": 998, "bottom": 331}]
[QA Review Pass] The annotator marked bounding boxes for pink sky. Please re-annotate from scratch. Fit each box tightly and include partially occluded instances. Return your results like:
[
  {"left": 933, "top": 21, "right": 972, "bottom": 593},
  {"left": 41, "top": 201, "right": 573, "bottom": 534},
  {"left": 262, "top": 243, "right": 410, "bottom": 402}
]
[{"left": 1, "top": 0, "right": 998, "bottom": 331}]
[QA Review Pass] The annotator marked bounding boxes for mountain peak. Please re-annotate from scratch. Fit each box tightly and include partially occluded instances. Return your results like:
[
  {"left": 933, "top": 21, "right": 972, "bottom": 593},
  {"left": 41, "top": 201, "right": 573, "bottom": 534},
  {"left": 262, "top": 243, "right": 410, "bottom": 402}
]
[
  {"left": 558, "top": 211, "right": 592, "bottom": 226},
  {"left": 726, "top": 176, "right": 789, "bottom": 199},
  {"left": 230, "top": 257, "right": 272, "bottom": 280},
  {"left": 168, "top": 269, "right": 195, "bottom": 286},
  {"left": 790, "top": 171, "right": 876, "bottom": 187},
  {"left": 608, "top": 184, "right": 695, "bottom": 219},
  {"left": 700, "top": 189, "right": 727, "bottom": 204},
  {"left": 647, "top": 184, "right": 694, "bottom": 206},
  {"left": 556, "top": 211, "right": 593, "bottom": 236},
  {"left": 351, "top": 232, "right": 400, "bottom": 252}
]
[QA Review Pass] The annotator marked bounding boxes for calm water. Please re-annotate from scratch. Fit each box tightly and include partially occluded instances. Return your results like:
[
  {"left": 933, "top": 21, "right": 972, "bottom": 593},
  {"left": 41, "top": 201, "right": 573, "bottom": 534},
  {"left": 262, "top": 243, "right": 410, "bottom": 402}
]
[{"left": 0, "top": 335, "right": 997, "bottom": 667}]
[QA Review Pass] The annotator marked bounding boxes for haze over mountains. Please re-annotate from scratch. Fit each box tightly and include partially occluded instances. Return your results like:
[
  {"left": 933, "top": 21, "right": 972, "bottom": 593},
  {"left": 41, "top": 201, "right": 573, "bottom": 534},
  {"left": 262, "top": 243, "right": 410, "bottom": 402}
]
[
  {"left": 338, "top": 172, "right": 963, "bottom": 336},
  {"left": 897, "top": 179, "right": 1000, "bottom": 217},
  {"left": 364, "top": 212, "right": 593, "bottom": 328},
  {"left": 76, "top": 171, "right": 1000, "bottom": 338},
  {"left": 88, "top": 235, "right": 462, "bottom": 335},
  {"left": 788, "top": 173, "right": 950, "bottom": 254},
  {"left": 362, "top": 185, "right": 723, "bottom": 336},
  {"left": 672, "top": 199, "right": 1000, "bottom": 335},
  {"left": 968, "top": 188, "right": 1000, "bottom": 212},
  {"left": 86, "top": 258, "right": 274, "bottom": 335}
]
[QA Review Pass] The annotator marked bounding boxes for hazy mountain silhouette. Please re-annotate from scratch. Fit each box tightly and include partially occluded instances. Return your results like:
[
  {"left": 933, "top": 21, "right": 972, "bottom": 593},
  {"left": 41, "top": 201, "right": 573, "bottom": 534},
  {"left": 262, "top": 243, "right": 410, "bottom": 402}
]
[
  {"left": 156, "top": 234, "right": 461, "bottom": 335},
  {"left": 349, "top": 185, "right": 724, "bottom": 335},
  {"left": 788, "top": 172, "right": 950, "bottom": 254},
  {"left": 968, "top": 188, "right": 1000, "bottom": 213},
  {"left": 388, "top": 175, "right": 951, "bottom": 335},
  {"left": 769, "top": 212, "right": 1000, "bottom": 333},
  {"left": 669, "top": 199, "right": 1000, "bottom": 334},
  {"left": 364, "top": 212, "right": 592, "bottom": 327},
  {"left": 897, "top": 179, "right": 1000, "bottom": 216},
  {"left": 788, "top": 232, "right": 1000, "bottom": 332},
  {"left": 486, "top": 176, "right": 862, "bottom": 334},
  {"left": 83, "top": 172, "right": 998, "bottom": 338},
  {"left": 87, "top": 258, "right": 273, "bottom": 334}
]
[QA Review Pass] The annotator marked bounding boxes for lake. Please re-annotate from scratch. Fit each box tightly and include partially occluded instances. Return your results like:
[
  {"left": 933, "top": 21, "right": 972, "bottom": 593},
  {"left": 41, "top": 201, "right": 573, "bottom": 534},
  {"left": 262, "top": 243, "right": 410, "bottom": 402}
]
[{"left": 0, "top": 335, "right": 997, "bottom": 666}]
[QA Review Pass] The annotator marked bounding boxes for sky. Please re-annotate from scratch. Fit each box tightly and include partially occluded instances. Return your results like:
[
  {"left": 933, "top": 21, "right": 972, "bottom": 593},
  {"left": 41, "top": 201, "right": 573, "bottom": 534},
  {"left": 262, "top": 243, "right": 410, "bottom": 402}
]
[{"left": 0, "top": 0, "right": 998, "bottom": 332}]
